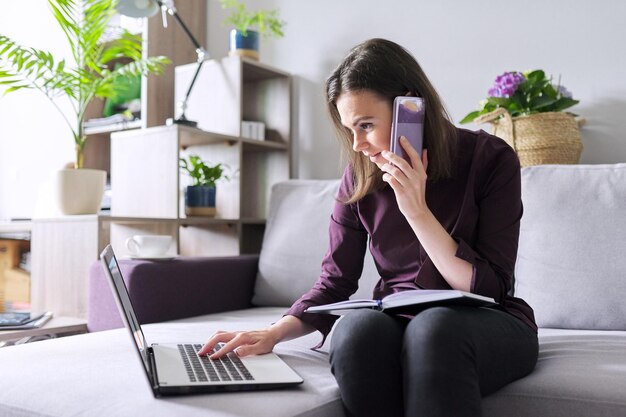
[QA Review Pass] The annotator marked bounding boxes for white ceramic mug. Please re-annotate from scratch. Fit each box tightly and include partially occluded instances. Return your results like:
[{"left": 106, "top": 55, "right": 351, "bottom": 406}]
[{"left": 125, "top": 235, "right": 172, "bottom": 257}]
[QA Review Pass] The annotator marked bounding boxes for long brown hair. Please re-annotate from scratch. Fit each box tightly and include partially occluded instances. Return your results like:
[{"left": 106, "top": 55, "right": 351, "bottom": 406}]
[{"left": 326, "top": 38, "right": 457, "bottom": 203}]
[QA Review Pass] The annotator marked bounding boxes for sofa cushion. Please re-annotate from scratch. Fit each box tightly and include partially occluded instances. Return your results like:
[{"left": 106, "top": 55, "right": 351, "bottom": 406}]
[
  {"left": 0, "top": 307, "right": 344, "bottom": 417},
  {"left": 483, "top": 328, "right": 626, "bottom": 417},
  {"left": 2, "top": 311, "right": 625, "bottom": 417},
  {"left": 252, "top": 180, "right": 379, "bottom": 307},
  {"left": 515, "top": 164, "right": 626, "bottom": 330}
]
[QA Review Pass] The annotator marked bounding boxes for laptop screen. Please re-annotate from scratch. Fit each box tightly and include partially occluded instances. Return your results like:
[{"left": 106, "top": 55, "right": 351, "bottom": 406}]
[{"left": 100, "top": 245, "right": 151, "bottom": 375}]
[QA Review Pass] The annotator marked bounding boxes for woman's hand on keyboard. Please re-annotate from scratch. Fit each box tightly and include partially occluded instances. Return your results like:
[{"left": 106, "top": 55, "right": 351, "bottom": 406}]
[
  {"left": 198, "top": 328, "right": 280, "bottom": 359},
  {"left": 198, "top": 315, "right": 314, "bottom": 359}
]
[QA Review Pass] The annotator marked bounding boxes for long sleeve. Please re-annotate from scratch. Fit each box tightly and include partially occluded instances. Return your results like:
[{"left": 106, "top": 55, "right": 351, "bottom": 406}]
[
  {"left": 284, "top": 169, "right": 369, "bottom": 342},
  {"left": 454, "top": 140, "right": 522, "bottom": 303},
  {"left": 448, "top": 131, "right": 536, "bottom": 331}
]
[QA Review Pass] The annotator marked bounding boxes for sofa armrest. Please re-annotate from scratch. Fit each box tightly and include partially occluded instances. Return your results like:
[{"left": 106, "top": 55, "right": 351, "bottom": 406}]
[{"left": 88, "top": 254, "right": 259, "bottom": 332}]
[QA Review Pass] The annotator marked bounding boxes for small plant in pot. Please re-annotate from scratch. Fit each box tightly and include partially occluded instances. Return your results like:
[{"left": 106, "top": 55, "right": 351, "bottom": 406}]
[
  {"left": 220, "top": 0, "right": 285, "bottom": 61},
  {"left": 180, "top": 155, "right": 229, "bottom": 217},
  {"left": 0, "top": 0, "right": 170, "bottom": 215}
]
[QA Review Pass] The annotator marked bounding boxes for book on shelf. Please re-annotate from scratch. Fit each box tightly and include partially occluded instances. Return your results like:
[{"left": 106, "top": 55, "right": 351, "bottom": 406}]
[
  {"left": 0, "top": 311, "right": 53, "bottom": 330},
  {"left": 304, "top": 289, "right": 496, "bottom": 316},
  {"left": 83, "top": 112, "right": 142, "bottom": 134},
  {"left": 83, "top": 112, "right": 135, "bottom": 128}
]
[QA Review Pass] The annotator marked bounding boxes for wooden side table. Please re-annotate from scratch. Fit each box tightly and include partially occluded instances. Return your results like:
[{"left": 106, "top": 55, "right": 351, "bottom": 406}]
[{"left": 0, "top": 316, "right": 88, "bottom": 347}]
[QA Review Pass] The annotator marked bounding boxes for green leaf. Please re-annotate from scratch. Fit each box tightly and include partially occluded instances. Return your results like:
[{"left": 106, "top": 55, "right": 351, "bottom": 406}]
[
  {"left": 526, "top": 70, "right": 545, "bottom": 84},
  {"left": 459, "top": 110, "right": 480, "bottom": 124},
  {"left": 5, "top": 84, "right": 29, "bottom": 93},
  {"left": 530, "top": 95, "right": 557, "bottom": 110},
  {"left": 487, "top": 97, "right": 510, "bottom": 106},
  {"left": 543, "top": 83, "right": 558, "bottom": 99},
  {"left": 551, "top": 98, "right": 579, "bottom": 112}
]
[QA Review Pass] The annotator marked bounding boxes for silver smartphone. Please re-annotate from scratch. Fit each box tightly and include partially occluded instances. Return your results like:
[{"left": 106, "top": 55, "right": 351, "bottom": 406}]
[{"left": 390, "top": 96, "right": 425, "bottom": 161}]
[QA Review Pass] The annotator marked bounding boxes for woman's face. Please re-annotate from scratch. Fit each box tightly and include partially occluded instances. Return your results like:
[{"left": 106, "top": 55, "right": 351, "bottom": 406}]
[{"left": 336, "top": 90, "right": 392, "bottom": 168}]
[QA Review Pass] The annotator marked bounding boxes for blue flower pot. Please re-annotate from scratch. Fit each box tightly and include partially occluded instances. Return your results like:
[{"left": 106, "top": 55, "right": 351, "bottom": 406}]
[
  {"left": 185, "top": 185, "right": 216, "bottom": 217},
  {"left": 229, "top": 29, "right": 260, "bottom": 61}
]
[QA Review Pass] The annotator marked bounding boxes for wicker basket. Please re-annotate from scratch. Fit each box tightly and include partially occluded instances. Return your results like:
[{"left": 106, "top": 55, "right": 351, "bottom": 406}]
[{"left": 474, "top": 108, "right": 584, "bottom": 167}]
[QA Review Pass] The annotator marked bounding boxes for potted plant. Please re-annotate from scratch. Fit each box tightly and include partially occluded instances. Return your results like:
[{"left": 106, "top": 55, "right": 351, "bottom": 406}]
[
  {"left": 460, "top": 70, "right": 584, "bottom": 167},
  {"left": 179, "top": 154, "right": 229, "bottom": 217},
  {"left": 220, "top": 0, "right": 285, "bottom": 61},
  {"left": 0, "top": 0, "right": 170, "bottom": 215}
]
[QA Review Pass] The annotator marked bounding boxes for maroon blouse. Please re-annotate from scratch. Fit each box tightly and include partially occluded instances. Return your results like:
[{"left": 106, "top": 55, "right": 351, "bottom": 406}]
[{"left": 285, "top": 128, "right": 537, "bottom": 341}]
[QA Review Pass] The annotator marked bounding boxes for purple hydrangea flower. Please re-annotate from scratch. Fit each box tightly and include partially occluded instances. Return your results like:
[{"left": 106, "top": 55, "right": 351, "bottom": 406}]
[
  {"left": 557, "top": 85, "right": 573, "bottom": 98},
  {"left": 488, "top": 71, "right": 525, "bottom": 98}
]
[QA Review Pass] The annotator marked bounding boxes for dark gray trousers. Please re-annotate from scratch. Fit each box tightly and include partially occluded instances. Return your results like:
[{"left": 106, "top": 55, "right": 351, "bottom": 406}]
[{"left": 329, "top": 306, "right": 538, "bottom": 417}]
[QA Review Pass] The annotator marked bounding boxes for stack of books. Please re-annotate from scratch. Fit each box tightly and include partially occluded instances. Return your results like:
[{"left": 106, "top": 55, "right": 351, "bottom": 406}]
[{"left": 0, "top": 311, "right": 52, "bottom": 331}]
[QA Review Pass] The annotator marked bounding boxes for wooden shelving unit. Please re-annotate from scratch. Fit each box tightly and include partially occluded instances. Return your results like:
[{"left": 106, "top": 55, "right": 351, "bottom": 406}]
[{"left": 107, "top": 57, "right": 292, "bottom": 257}]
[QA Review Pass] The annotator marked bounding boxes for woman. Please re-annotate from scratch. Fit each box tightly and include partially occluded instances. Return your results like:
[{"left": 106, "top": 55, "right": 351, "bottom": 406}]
[{"left": 199, "top": 38, "right": 538, "bottom": 417}]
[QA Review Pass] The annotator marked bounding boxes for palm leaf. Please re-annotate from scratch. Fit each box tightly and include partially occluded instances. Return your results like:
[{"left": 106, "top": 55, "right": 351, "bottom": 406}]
[
  {"left": 48, "top": 0, "right": 80, "bottom": 62},
  {"left": 0, "top": 35, "right": 69, "bottom": 97},
  {"left": 1, "top": 0, "right": 170, "bottom": 168}
]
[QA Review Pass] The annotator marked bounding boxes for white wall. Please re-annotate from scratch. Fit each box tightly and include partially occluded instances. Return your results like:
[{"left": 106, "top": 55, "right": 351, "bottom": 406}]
[
  {"left": 208, "top": 0, "right": 626, "bottom": 179},
  {"left": 1, "top": 0, "right": 625, "bottom": 218},
  {"left": 0, "top": 0, "right": 75, "bottom": 220}
]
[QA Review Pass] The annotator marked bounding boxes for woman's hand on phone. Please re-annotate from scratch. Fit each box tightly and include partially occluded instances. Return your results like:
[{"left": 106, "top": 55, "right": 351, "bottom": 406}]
[
  {"left": 198, "top": 328, "right": 280, "bottom": 359},
  {"left": 381, "top": 136, "right": 430, "bottom": 220}
]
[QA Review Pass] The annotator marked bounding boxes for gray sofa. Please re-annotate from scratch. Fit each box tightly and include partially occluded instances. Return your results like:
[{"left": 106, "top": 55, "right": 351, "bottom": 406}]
[{"left": 1, "top": 164, "right": 625, "bottom": 417}]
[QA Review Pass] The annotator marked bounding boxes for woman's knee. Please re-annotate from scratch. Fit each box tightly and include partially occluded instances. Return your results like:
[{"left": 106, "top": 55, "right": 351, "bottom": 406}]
[
  {"left": 330, "top": 309, "right": 404, "bottom": 364},
  {"left": 331, "top": 310, "right": 398, "bottom": 349},
  {"left": 403, "top": 307, "right": 473, "bottom": 358}
]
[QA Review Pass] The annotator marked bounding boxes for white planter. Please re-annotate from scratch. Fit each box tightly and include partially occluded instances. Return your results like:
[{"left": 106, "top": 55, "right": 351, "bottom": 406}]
[{"left": 55, "top": 169, "right": 107, "bottom": 215}]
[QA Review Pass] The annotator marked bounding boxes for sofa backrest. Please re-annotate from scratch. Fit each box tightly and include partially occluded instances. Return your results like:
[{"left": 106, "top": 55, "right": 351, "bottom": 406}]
[
  {"left": 253, "top": 165, "right": 626, "bottom": 331},
  {"left": 515, "top": 163, "right": 626, "bottom": 330},
  {"left": 252, "top": 180, "right": 380, "bottom": 307}
]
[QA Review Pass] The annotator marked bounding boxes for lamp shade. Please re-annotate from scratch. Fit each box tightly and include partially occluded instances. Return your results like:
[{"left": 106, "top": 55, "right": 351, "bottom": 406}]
[{"left": 116, "top": 0, "right": 160, "bottom": 18}]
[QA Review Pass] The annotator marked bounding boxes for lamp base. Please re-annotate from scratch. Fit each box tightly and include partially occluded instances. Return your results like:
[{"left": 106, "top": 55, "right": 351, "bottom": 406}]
[{"left": 166, "top": 117, "right": 198, "bottom": 128}]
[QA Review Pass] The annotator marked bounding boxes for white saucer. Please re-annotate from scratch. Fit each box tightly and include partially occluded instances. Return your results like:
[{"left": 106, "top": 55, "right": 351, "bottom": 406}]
[{"left": 129, "top": 254, "right": 177, "bottom": 261}]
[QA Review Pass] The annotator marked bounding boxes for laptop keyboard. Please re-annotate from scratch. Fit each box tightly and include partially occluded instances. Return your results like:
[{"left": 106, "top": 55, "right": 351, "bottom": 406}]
[{"left": 178, "top": 343, "right": 255, "bottom": 382}]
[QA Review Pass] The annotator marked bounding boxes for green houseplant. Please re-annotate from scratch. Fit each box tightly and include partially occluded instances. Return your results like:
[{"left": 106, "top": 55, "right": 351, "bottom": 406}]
[
  {"left": 220, "top": 0, "right": 285, "bottom": 60},
  {"left": 460, "top": 70, "right": 584, "bottom": 167},
  {"left": 0, "top": 0, "right": 170, "bottom": 215},
  {"left": 460, "top": 70, "right": 579, "bottom": 124},
  {"left": 179, "top": 154, "right": 229, "bottom": 217},
  {"left": 0, "top": 0, "right": 170, "bottom": 170}
]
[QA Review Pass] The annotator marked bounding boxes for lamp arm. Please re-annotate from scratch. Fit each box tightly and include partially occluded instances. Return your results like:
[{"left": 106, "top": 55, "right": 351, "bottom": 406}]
[
  {"left": 157, "top": 0, "right": 205, "bottom": 55},
  {"left": 183, "top": 59, "right": 205, "bottom": 102},
  {"left": 171, "top": 58, "right": 205, "bottom": 125},
  {"left": 156, "top": 0, "right": 209, "bottom": 127}
]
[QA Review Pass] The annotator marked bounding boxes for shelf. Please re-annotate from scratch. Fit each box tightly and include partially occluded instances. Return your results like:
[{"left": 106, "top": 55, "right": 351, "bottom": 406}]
[
  {"left": 102, "top": 216, "right": 178, "bottom": 224},
  {"left": 179, "top": 217, "right": 239, "bottom": 226},
  {"left": 240, "top": 138, "right": 288, "bottom": 151},
  {"left": 178, "top": 125, "right": 289, "bottom": 150},
  {"left": 0, "top": 221, "right": 32, "bottom": 233},
  {"left": 113, "top": 124, "right": 288, "bottom": 151},
  {"left": 179, "top": 217, "right": 266, "bottom": 225},
  {"left": 84, "top": 119, "right": 142, "bottom": 135},
  {"left": 103, "top": 215, "right": 266, "bottom": 226},
  {"left": 240, "top": 57, "right": 291, "bottom": 81}
]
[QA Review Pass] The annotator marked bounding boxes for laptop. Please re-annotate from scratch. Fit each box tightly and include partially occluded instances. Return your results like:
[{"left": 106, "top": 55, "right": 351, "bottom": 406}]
[{"left": 100, "top": 245, "right": 303, "bottom": 397}]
